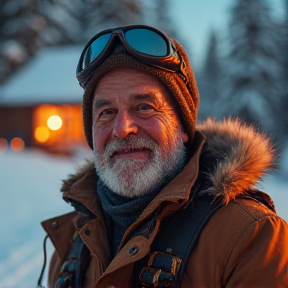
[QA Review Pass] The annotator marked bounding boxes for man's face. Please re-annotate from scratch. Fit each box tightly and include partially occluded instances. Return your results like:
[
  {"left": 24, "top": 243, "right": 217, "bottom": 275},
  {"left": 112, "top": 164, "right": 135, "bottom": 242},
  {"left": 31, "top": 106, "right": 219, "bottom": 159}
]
[{"left": 92, "top": 67, "right": 188, "bottom": 197}]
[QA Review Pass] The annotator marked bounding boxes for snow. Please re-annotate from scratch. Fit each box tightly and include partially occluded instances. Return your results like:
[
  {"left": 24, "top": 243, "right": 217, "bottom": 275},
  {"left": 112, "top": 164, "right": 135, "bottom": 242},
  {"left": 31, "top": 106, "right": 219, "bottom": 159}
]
[
  {"left": 2, "top": 40, "right": 28, "bottom": 64},
  {"left": 0, "top": 148, "right": 287, "bottom": 287},
  {"left": 0, "top": 46, "right": 83, "bottom": 106},
  {"left": 0, "top": 149, "right": 75, "bottom": 287}
]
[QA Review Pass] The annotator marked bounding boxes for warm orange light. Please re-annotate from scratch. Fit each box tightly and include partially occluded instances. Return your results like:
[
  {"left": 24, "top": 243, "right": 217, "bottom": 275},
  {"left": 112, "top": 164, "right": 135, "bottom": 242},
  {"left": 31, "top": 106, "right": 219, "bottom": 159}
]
[
  {"left": 0, "top": 138, "right": 8, "bottom": 152},
  {"left": 33, "top": 104, "right": 86, "bottom": 148},
  {"left": 47, "top": 115, "right": 62, "bottom": 131},
  {"left": 35, "top": 126, "right": 50, "bottom": 143},
  {"left": 11, "top": 137, "right": 25, "bottom": 152}
]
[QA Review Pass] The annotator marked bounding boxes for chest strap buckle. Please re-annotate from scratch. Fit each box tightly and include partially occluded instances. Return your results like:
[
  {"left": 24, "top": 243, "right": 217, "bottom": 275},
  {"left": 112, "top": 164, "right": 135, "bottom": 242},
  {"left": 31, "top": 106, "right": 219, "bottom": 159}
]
[{"left": 139, "top": 250, "right": 182, "bottom": 288}]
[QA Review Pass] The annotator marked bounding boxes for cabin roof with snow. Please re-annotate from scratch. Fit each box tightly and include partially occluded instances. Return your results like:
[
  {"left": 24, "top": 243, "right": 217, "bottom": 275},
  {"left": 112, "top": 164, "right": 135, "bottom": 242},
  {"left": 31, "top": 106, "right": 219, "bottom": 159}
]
[{"left": 0, "top": 46, "right": 84, "bottom": 106}]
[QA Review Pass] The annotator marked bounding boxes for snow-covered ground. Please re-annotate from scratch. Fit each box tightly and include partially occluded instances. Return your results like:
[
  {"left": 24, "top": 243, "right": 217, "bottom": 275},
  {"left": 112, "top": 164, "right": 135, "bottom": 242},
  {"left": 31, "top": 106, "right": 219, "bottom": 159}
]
[
  {"left": 0, "top": 149, "right": 81, "bottom": 287},
  {"left": 0, "top": 149, "right": 287, "bottom": 287}
]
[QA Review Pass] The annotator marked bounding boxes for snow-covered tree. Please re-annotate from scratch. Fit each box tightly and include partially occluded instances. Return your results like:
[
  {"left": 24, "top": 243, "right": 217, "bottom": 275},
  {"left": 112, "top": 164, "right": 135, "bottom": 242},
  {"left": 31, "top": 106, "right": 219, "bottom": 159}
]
[
  {"left": 37, "top": 0, "right": 145, "bottom": 44},
  {"left": 285, "top": 0, "right": 288, "bottom": 89},
  {"left": 0, "top": 0, "right": 176, "bottom": 84},
  {"left": 0, "top": 0, "right": 46, "bottom": 83},
  {"left": 197, "top": 30, "right": 223, "bottom": 121},
  {"left": 37, "top": 0, "right": 177, "bottom": 44},
  {"left": 142, "top": 0, "right": 177, "bottom": 37},
  {"left": 224, "top": 0, "right": 282, "bottom": 133},
  {"left": 278, "top": 0, "right": 288, "bottom": 141}
]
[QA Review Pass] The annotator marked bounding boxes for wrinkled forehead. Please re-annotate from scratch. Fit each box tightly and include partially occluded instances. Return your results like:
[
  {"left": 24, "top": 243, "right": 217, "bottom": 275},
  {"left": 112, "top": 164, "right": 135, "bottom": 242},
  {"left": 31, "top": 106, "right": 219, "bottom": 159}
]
[{"left": 93, "top": 67, "right": 178, "bottom": 107}]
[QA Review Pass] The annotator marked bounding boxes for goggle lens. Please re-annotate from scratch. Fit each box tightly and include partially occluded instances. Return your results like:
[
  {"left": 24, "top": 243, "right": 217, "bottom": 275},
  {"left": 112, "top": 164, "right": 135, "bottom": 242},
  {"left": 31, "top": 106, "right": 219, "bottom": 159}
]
[
  {"left": 82, "top": 33, "right": 112, "bottom": 70},
  {"left": 125, "top": 28, "right": 168, "bottom": 57}
]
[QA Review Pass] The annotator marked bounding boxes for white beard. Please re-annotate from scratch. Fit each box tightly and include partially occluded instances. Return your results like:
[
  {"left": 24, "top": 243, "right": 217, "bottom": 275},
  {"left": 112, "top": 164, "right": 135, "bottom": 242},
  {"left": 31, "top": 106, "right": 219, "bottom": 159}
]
[{"left": 94, "top": 130, "right": 187, "bottom": 198}]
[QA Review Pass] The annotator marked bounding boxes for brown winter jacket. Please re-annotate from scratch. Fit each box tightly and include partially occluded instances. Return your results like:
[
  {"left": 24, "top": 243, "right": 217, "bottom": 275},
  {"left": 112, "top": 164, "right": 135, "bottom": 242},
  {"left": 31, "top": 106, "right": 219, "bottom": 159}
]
[{"left": 42, "top": 119, "right": 288, "bottom": 288}]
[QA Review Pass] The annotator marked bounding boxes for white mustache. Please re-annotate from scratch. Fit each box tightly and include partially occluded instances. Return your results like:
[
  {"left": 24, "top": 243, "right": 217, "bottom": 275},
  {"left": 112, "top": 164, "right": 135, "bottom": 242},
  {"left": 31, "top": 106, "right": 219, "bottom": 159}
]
[{"left": 104, "top": 137, "right": 158, "bottom": 158}]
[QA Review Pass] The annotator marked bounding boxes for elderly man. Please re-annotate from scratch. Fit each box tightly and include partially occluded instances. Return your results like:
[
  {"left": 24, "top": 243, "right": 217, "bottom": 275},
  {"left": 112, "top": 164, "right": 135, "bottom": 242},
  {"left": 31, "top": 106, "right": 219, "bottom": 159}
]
[{"left": 40, "top": 25, "right": 288, "bottom": 288}]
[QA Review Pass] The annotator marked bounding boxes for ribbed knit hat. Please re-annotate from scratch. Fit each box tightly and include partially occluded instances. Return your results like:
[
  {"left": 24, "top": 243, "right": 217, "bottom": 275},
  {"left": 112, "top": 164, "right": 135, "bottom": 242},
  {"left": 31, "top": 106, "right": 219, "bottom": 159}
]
[{"left": 82, "top": 38, "right": 199, "bottom": 149}]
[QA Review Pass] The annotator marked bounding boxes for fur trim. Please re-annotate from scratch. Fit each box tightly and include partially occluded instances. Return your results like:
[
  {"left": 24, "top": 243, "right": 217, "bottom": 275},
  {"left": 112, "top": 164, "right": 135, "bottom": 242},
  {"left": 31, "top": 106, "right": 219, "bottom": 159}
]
[
  {"left": 197, "top": 118, "right": 275, "bottom": 204},
  {"left": 61, "top": 160, "right": 94, "bottom": 192},
  {"left": 61, "top": 118, "right": 276, "bottom": 205}
]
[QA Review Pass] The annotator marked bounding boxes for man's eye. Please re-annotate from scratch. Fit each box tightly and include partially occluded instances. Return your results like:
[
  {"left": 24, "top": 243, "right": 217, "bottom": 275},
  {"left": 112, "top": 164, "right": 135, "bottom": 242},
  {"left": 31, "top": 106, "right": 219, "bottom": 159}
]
[
  {"left": 136, "top": 104, "right": 155, "bottom": 111},
  {"left": 101, "top": 109, "right": 114, "bottom": 115},
  {"left": 98, "top": 109, "right": 116, "bottom": 120}
]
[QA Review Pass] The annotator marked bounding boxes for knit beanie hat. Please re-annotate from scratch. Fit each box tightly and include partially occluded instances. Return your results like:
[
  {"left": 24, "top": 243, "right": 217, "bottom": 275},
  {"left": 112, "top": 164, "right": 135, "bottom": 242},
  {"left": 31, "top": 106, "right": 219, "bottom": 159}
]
[{"left": 82, "top": 38, "right": 199, "bottom": 149}]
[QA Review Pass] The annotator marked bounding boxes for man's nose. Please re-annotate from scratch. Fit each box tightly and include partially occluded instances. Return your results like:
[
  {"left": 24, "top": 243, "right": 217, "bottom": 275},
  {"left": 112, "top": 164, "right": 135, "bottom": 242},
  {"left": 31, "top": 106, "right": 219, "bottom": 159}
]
[{"left": 113, "top": 110, "right": 138, "bottom": 138}]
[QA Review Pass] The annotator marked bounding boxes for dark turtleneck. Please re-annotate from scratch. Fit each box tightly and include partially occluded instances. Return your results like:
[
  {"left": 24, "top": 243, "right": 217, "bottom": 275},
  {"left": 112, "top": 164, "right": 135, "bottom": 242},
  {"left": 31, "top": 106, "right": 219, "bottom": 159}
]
[{"left": 97, "top": 180, "right": 159, "bottom": 257}]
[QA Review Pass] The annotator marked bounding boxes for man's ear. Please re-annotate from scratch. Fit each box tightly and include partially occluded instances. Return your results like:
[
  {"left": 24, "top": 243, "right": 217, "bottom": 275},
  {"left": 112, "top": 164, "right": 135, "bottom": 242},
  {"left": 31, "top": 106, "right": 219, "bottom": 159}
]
[{"left": 182, "top": 131, "right": 189, "bottom": 143}]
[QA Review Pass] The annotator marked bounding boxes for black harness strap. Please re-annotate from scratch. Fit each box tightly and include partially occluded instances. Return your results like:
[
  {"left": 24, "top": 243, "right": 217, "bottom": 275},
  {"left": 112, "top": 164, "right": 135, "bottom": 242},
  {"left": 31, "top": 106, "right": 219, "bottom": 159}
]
[
  {"left": 138, "top": 196, "right": 223, "bottom": 287},
  {"left": 54, "top": 234, "right": 91, "bottom": 288}
]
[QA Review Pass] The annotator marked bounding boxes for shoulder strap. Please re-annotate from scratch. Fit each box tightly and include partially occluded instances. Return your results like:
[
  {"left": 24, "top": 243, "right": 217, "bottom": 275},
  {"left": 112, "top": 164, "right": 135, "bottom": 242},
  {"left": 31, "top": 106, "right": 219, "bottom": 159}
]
[
  {"left": 54, "top": 234, "right": 91, "bottom": 288},
  {"left": 139, "top": 196, "right": 223, "bottom": 288}
]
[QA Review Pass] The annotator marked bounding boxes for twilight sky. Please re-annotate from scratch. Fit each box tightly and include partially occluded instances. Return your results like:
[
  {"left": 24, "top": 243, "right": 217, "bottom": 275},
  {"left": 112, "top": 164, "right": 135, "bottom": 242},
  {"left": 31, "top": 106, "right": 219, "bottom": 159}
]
[{"left": 169, "top": 0, "right": 285, "bottom": 68}]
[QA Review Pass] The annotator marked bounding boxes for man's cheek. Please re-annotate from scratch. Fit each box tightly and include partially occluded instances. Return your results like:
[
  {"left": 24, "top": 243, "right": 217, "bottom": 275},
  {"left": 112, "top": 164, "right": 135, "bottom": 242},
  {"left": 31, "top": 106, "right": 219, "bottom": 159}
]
[{"left": 94, "top": 146, "right": 105, "bottom": 167}]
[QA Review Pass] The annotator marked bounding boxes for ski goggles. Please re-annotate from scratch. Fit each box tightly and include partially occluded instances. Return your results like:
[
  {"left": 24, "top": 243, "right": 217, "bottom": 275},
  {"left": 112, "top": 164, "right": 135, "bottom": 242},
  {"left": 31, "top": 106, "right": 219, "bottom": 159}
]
[{"left": 76, "top": 25, "right": 188, "bottom": 87}]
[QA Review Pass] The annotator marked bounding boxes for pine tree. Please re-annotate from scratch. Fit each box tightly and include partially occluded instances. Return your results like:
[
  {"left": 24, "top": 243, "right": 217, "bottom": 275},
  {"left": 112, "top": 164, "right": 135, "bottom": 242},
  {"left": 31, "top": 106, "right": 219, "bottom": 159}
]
[
  {"left": 197, "top": 30, "right": 223, "bottom": 121},
  {"left": 224, "top": 0, "right": 282, "bottom": 133},
  {"left": 0, "top": 0, "right": 176, "bottom": 83},
  {"left": 142, "top": 0, "right": 177, "bottom": 37},
  {"left": 37, "top": 0, "right": 145, "bottom": 44},
  {"left": 0, "top": 0, "right": 45, "bottom": 83},
  {"left": 280, "top": 0, "right": 288, "bottom": 141},
  {"left": 33, "top": 0, "right": 144, "bottom": 45}
]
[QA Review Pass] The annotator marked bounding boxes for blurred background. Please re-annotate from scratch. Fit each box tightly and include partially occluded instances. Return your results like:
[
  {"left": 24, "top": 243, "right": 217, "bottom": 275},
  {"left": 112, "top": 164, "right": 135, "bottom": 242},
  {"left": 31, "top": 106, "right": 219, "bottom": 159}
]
[{"left": 0, "top": 0, "right": 287, "bottom": 286}]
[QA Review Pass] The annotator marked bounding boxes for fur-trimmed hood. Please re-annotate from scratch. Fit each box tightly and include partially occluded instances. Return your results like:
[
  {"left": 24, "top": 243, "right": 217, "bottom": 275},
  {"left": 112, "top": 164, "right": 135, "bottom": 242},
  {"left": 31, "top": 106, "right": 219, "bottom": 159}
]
[
  {"left": 61, "top": 118, "right": 276, "bottom": 206},
  {"left": 197, "top": 118, "right": 275, "bottom": 206}
]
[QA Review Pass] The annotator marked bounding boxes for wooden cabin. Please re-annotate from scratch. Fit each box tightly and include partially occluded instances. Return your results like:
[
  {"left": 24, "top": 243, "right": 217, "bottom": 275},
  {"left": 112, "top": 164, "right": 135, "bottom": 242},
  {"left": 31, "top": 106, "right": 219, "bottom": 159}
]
[{"left": 0, "top": 46, "right": 89, "bottom": 154}]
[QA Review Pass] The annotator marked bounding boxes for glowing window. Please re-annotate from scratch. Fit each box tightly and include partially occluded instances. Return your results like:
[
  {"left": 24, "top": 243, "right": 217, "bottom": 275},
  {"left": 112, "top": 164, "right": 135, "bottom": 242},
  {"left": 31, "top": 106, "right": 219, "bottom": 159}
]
[
  {"left": 47, "top": 115, "right": 62, "bottom": 131},
  {"left": 33, "top": 104, "right": 85, "bottom": 147},
  {"left": 11, "top": 137, "right": 25, "bottom": 152},
  {"left": 35, "top": 126, "right": 50, "bottom": 143}
]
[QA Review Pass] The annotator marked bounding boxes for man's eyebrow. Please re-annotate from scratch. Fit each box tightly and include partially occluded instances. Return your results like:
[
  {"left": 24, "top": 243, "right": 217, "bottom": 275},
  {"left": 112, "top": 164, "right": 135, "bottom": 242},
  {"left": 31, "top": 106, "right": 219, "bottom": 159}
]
[
  {"left": 130, "top": 94, "right": 156, "bottom": 102},
  {"left": 94, "top": 99, "right": 112, "bottom": 109},
  {"left": 94, "top": 94, "right": 157, "bottom": 110}
]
